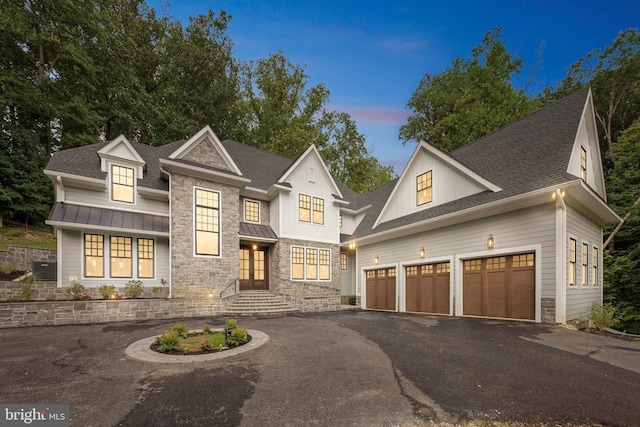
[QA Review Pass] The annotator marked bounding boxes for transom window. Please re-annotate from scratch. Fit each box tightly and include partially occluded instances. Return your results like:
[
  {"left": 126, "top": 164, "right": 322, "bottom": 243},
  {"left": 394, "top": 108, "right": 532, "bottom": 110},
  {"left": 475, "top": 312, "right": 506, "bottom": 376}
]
[
  {"left": 137, "top": 238, "right": 154, "bottom": 279},
  {"left": 569, "top": 238, "right": 576, "bottom": 286},
  {"left": 291, "top": 246, "right": 331, "bottom": 281},
  {"left": 487, "top": 257, "right": 506, "bottom": 270},
  {"left": 464, "top": 259, "right": 481, "bottom": 272},
  {"left": 111, "top": 165, "right": 134, "bottom": 203},
  {"left": 436, "top": 262, "right": 450, "bottom": 274},
  {"left": 195, "top": 188, "right": 220, "bottom": 256},
  {"left": 244, "top": 199, "right": 260, "bottom": 223},
  {"left": 417, "top": 171, "right": 433, "bottom": 206},
  {"left": 84, "top": 234, "right": 104, "bottom": 277},
  {"left": 580, "top": 147, "right": 587, "bottom": 180},
  {"left": 110, "top": 236, "right": 132, "bottom": 278},
  {"left": 421, "top": 264, "right": 433, "bottom": 275},
  {"left": 407, "top": 266, "right": 418, "bottom": 276}
]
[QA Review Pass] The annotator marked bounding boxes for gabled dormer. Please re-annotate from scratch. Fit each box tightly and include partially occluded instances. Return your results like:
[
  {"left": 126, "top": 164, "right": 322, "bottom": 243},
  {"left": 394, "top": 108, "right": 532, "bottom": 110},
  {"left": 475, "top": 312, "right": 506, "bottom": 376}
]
[
  {"left": 567, "top": 88, "right": 607, "bottom": 200},
  {"left": 97, "top": 135, "right": 146, "bottom": 205},
  {"left": 374, "top": 141, "right": 501, "bottom": 228},
  {"left": 168, "top": 125, "right": 242, "bottom": 175}
]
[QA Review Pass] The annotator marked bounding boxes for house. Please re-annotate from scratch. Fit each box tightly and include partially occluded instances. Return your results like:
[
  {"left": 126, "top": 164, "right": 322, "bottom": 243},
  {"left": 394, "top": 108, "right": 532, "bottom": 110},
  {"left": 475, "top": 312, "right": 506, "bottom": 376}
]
[{"left": 44, "top": 87, "right": 620, "bottom": 323}]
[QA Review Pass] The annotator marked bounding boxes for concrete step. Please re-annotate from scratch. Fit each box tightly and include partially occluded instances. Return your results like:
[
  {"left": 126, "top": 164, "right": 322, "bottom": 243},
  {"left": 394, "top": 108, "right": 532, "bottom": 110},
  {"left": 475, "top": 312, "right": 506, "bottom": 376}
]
[{"left": 222, "top": 291, "right": 298, "bottom": 316}]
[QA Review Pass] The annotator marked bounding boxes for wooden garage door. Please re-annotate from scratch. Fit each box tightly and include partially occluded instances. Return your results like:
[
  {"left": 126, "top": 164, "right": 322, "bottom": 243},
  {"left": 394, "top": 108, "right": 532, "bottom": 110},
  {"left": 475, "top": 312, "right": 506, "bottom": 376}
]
[
  {"left": 406, "top": 262, "right": 450, "bottom": 314},
  {"left": 463, "top": 253, "right": 535, "bottom": 320},
  {"left": 366, "top": 268, "right": 396, "bottom": 311}
]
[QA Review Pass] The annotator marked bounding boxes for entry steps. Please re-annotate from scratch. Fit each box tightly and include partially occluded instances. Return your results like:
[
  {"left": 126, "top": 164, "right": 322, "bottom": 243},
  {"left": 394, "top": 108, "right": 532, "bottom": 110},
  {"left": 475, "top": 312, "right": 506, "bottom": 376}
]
[{"left": 223, "top": 291, "right": 298, "bottom": 316}]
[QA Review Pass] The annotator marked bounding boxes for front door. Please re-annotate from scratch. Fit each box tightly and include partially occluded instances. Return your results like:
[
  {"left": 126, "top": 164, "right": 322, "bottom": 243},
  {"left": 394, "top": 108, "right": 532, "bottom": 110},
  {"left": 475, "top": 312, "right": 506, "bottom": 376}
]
[{"left": 239, "top": 245, "right": 268, "bottom": 291}]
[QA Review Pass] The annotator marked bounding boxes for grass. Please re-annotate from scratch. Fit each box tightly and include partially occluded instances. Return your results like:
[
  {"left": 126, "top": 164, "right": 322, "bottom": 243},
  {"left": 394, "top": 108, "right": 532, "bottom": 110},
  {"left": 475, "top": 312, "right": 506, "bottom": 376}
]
[
  {"left": 179, "top": 332, "right": 227, "bottom": 352},
  {"left": 0, "top": 223, "right": 57, "bottom": 251}
]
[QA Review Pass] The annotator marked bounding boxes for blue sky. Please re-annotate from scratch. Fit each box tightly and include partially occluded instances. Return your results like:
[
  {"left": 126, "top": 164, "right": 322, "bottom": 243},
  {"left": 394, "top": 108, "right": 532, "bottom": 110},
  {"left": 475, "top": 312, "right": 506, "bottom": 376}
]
[{"left": 147, "top": 0, "right": 639, "bottom": 173}]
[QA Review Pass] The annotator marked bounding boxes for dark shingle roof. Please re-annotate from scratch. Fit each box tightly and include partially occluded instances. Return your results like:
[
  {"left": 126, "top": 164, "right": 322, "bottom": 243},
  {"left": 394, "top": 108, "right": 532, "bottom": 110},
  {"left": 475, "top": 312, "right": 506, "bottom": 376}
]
[
  {"left": 221, "top": 140, "right": 294, "bottom": 191},
  {"left": 347, "top": 87, "right": 590, "bottom": 240}
]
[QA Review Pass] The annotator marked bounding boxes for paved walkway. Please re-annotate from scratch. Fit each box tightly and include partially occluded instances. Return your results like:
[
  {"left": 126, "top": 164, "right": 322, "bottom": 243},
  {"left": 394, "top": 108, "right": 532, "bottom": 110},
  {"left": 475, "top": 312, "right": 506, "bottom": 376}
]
[{"left": 1, "top": 311, "right": 639, "bottom": 427}]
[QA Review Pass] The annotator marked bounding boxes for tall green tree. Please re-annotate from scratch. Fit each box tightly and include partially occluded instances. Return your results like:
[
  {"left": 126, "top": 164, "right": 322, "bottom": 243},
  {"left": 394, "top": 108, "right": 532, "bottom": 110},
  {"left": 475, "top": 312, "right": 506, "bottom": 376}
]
[{"left": 400, "top": 27, "right": 533, "bottom": 152}]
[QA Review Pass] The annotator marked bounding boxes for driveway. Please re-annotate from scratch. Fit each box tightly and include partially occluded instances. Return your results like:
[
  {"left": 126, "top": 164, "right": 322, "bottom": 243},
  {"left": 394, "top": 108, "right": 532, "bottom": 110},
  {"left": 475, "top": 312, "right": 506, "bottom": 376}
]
[{"left": 1, "top": 311, "right": 639, "bottom": 426}]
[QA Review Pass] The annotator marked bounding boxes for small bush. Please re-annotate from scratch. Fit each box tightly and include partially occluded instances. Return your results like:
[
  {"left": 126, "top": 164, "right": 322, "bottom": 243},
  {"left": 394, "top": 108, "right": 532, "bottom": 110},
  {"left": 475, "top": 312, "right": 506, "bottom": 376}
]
[
  {"left": 156, "top": 331, "right": 180, "bottom": 353},
  {"left": 348, "top": 296, "right": 356, "bottom": 306},
  {"left": 19, "top": 274, "right": 36, "bottom": 301},
  {"left": 80, "top": 292, "right": 92, "bottom": 301},
  {"left": 68, "top": 282, "right": 85, "bottom": 300},
  {"left": 97, "top": 285, "right": 115, "bottom": 299},
  {"left": 152, "top": 286, "right": 164, "bottom": 295},
  {"left": 170, "top": 324, "right": 189, "bottom": 339},
  {"left": 225, "top": 318, "right": 238, "bottom": 329},
  {"left": 124, "top": 280, "right": 144, "bottom": 299},
  {"left": 1, "top": 261, "right": 16, "bottom": 274},
  {"left": 203, "top": 325, "right": 212, "bottom": 334},
  {"left": 588, "top": 302, "right": 621, "bottom": 331},
  {"left": 226, "top": 327, "right": 249, "bottom": 346}
]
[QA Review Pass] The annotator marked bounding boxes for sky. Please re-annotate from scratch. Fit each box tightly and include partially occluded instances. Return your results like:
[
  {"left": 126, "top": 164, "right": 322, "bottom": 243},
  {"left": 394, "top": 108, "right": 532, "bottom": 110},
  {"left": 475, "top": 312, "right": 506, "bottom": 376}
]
[{"left": 147, "top": 0, "right": 639, "bottom": 174}]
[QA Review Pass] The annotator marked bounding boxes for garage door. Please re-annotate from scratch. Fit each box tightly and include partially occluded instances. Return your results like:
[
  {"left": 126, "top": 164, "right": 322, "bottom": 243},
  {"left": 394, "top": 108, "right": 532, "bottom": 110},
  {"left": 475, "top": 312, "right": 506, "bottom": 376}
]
[
  {"left": 366, "top": 267, "right": 396, "bottom": 311},
  {"left": 463, "top": 253, "right": 535, "bottom": 320},
  {"left": 406, "top": 262, "right": 450, "bottom": 314}
]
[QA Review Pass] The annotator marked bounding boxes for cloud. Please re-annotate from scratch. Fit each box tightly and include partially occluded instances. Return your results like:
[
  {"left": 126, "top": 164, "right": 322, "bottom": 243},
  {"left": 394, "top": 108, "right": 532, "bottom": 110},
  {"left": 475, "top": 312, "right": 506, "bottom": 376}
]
[
  {"left": 379, "top": 37, "right": 427, "bottom": 53},
  {"left": 327, "top": 105, "right": 412, "bottom": 124}
]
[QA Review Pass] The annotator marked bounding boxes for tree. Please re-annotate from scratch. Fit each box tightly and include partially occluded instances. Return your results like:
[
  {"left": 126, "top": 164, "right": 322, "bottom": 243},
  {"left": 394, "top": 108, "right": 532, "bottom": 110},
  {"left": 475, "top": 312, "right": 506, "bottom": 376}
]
[{"left": 400, "top": 27, "right": 533, "bottom": 152}]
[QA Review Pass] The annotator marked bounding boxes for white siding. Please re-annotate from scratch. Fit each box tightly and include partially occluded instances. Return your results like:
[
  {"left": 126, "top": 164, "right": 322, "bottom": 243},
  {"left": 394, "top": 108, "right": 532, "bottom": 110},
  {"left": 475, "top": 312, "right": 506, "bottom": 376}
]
[
  {"left": 565, "top": 206, "right": 603, "bottom": 321},
  {"left": 339, "top": 251, "right": 357, "bottom": 295},
  {"left": 64, "top": 185, "right": 169, "bottom": 215},
  {"left": 379, "top": 148, "right": 487, "bottom": 224},
  {"left": 356, "top": 203, "right": 556, "bottom": 321}
]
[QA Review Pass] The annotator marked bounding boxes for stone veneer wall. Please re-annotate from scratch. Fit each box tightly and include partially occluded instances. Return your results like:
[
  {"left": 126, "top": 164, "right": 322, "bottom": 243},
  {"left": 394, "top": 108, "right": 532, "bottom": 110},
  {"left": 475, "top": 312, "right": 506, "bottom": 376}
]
[
  {"left": 541, "top": 297, "right": 556, "bottom": 323},
  {"left": 0, "top": 246, "right": 56, "bottom": 271},
  {"left": 170, "top": 174, "right": 240, "bottom": 300},
  {"left": 239, "top": 198, "right": 270, "bottom": 225},
  {"left": 0, "top": 298, "right": 222, "bottom": 328},
  {"left": 0, "top": 282, "right": 168, "bottom": 302}
]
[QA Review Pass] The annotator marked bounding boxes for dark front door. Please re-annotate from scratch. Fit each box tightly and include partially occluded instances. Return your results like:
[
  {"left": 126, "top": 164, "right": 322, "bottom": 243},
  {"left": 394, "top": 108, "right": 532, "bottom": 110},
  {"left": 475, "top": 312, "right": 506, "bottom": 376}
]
[{"left": 239, "top": 245, "right": 268, "bottom": 291}]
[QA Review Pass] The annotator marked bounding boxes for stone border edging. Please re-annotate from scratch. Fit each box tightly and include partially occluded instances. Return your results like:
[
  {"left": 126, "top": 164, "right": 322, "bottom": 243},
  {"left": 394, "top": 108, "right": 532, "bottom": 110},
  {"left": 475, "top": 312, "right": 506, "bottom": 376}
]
[{"left": 125, "top": 329, "right": 269, "bottom": 364}]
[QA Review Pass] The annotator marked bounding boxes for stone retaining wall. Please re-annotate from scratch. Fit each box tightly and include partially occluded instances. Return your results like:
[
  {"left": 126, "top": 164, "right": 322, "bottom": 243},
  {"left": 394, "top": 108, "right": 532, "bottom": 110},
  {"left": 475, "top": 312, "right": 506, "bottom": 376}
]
[
  {"left": 0, "top": 246, "right": 56, "bottom": 271},
  {"left": 0, "top": 281, "right": 169, "bottom": 302},
  {"left": 285, "top": 295, "right": 341, "bottom": 313},
  {"left": 0, "top": 298, "right": 223, "bottom": 328}
]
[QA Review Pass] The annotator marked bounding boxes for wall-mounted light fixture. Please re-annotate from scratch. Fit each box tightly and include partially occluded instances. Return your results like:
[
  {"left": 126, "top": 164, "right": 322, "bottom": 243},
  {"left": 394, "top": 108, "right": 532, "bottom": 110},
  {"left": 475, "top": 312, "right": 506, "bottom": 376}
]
[
  {"left": 252, "top": 244, "right": 257, "bottom": 250},
  {"left": 374, "top": 255, "right": 379, "bottom": 264},
  {"left": 487, "top": 234, "right": 495, "bottom": 250},
  {"left": 419, "top": 247, "right": 425, "bottom": 258},
  {"left": 348, "top": 242, "right": 356, "bottom": 250}
]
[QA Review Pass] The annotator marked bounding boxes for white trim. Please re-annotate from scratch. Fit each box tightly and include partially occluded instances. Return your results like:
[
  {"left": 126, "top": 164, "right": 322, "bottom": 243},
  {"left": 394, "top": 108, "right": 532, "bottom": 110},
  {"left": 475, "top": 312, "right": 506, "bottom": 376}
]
[
  {"left": 454, "top": 244, "right": 542, "bottom": 323},
  {"left": 278, "top": 232, "right": 339, "bottom": 245},
  {"left": 243, "top": 198, "right": 261, "bottom": 224},
  {"left": 46, "top": 220, "right": 169, "bottom": 237},
  {"left": 289, "top": 245, "right": 332, "bottom": 282},
  {"left": 555, "top": 189, "right": 567, "bottom": 323},
  {"left": 238, "top": 235, "right": 278, "bottom": 244},
  {"left": 109, "top": 163, "right": 137, "bottom": 206},
  {"left": 296, "top": 192, "right": 325, "bottom": 226},
  {"left": 193, "top": 186, "right": 222, "bottom": 259},
  {"left": 56, "top": 228, "right": 63, "bottom": 288},
  {"left": 399, "top": 256, "right": 455, "bottom": 316},
  {"left": 44, "top": 170, "right": 107, "bottom": 189},
  {"left": 98, "top": 134, "right": 146, "bottom": 166},
  {"left": 160, "top": 159, "right": 250, "bottom": 187},
  {"left": 278, "top": 145, "right": 343, "bottom": 198}
]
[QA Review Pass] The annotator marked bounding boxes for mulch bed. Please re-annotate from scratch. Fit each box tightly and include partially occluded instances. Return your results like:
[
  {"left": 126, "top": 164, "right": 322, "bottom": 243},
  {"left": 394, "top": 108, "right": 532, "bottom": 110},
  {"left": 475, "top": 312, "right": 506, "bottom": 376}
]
[
  {"left": 150, "top": 334, "right": 252, "bottom": 355},
  {"left": 0, "top": 270, "right": 27, "bottom": 281}
]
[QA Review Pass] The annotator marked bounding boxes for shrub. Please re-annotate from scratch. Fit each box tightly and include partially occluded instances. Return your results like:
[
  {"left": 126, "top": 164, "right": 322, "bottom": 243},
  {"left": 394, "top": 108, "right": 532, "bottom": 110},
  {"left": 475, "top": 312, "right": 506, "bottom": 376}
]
[
  {"left": 1, "top": 261, "right": 16, "bottom": 274},
  {"left": 152, "top": 286, "right": 164, "bottom": 296},
  {"left": 226, "top": 327, "right": 249, "bottom": 346},
  {"left": 80, "top": 292, "right": 92, "bottom": 301},
  {"left": 19, "top": 274, "right": 35, "bottom": 301},
  {"left": 68, "top": 282, "right": 85, "bottom": 300},
  {"left": 97, "top": 285, "right": 115, "bottom": 299},
  {"left": 348, "top": 296, "right": 356, "bottom": 306},
  {"left": 225, "top": 318, "right": 238, "bottom": 329},
  {"left": 156, "top": 331, "right": 180, "bottom": 353},
  {"left": 203, "top": 325, "right": 212, "bottom": 334},
  {"left": 170, "top": 324, "right": 189, "bottom": 339},
  {"left": 588, "top": 302, "right": 621, "bottom": 331},
  {"left": 124, "top": 280, "right": 144, "bottom": 299}
]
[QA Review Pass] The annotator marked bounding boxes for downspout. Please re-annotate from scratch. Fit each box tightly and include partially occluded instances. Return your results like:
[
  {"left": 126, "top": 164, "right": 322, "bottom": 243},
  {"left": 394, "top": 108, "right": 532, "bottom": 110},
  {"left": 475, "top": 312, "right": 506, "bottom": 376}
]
[
  {"left": 555, "top": 189, "right": 567, "bottom": 323},
  {"left": 160, "top": 164, "right": 172, "bottom": 299},
  {"left": 56, "top": 176, "right": 65, "bottom": 288}
]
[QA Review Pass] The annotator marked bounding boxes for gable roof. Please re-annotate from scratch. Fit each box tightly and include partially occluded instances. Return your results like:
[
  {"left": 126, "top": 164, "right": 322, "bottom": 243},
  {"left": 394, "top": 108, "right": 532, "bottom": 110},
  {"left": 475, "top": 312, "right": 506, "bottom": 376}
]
[{"left": 346, "top": 86, "right": 606, "bottom": 241}]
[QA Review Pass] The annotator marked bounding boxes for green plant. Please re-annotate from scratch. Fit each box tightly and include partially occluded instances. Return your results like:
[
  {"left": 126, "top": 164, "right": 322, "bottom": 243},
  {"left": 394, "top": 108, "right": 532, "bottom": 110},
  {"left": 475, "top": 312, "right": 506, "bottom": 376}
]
[
  {"left": 588, "top": 302, "right": 621, "bottom": 331},
  {"left": 348, "top": 296, "right": 356, "bottom": 306},
  {"left": 68, "top": 282, "right": 85, "bottom": 300},
  {"left": 152, "top": 286, "right": 164, "bottom": 295},
  {"left": 80, "top": 292, "right": 92, "bottom": 301},
  {"left": 203, "top": 325, "right": 212, "bottom": 334},
  {"left": 97, "top": 285, "right": 115, "bottom": 299},
  {"left": 19, "top": 274, "right": 36, "bottom": 301},
  {"left": 225, "top": 318, "right": 238, "bottom": 329},
  {"left": 1, "top": 261, "right": 16, "bottom": 274},
  {"left": 155, "top": 331, "right": 181, "bottom": 353},
  {"left": 124, "top": 280, "right": 144, "bottom": 299},
  {"left": 170, "top": 324, "right": 189, "bottom": 339},
  {"left": 6, "top": 297, "right": 19, "bottom": 303},
  {"left": 226, "top": 327, "right": 249, "bottom": 346}
]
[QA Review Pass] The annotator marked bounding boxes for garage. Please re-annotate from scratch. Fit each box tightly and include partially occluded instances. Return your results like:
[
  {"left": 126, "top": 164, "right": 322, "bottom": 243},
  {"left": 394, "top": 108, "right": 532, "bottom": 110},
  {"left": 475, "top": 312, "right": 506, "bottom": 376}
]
[
  {"left": 405, "top": 262, "right": 450, "bottom": 314},
  {"left": 366, "top": 267, "right": 396, "bottom": 311},
  {"left": 463, "top": 253, "right": 535, "bottom": 320}
]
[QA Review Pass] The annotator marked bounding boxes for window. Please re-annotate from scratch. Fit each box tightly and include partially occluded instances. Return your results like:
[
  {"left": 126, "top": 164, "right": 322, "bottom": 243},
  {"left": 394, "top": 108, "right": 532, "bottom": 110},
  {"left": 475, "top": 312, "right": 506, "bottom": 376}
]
[
  {"left": 239, "top": 249, "right": 250, "bottom": 280},
  {"left": 244, "top": 199, "right": 260, "bottom": 223},
  {"left": 513, "top": 253, "right": 535, "bottom": 267},
  {"left": 569, "top": 238, "right": 576, "bottom": 286},
  {"left": 110, "top": 236, "right": 132, "bottom": 278},
  {"left": 291, "top": 246, "right": 331, "bottom": 281},
  {"left": 406, "top": 266, "right": 418, "bottom": 276},
  {"left": 436, "top": 262, "right": 450, "bottom": 274},
  {"left": 313, "top": 197, "right": 324, "bottom": 224},
  {"left": 137, "top": 238, "right": 154, "bottom": 278},
  {"left": 340, "top": 253, "right": 347, "bottom": 271},
  {"left": 84, "top": 234, "right": 104, "bottom": 277},
  {"left": 464, "top": 259, "right": 481, "bottom": 271},
  {"left": 417, "top": 171, "right": 432, "bottom": 205},
  {"left": 593, "top": 247, "right": 598, "bottom": 286},
  {"left": 421, "top": 264, "right": 433, "bottom": 275},
  {"left": 339, "top": 215, "right": 343, "bottom": 228},
  {"left": 487, "top": 257, "right": 506, "bottom": 270},
  {"left": 582, "top": 243, "right": 588, "bottom": 286},
  {"left": 580, "top": 147, "right": 587, "bottom": 180},
  {"left": 111, "top": 165, "right": 134, "bottom": 203},
  {"left": 195, "top": 188, "right": 220, "bottom": 256},
  {"left": 299, "top": 194, "right": 311, "bottom": 222}
]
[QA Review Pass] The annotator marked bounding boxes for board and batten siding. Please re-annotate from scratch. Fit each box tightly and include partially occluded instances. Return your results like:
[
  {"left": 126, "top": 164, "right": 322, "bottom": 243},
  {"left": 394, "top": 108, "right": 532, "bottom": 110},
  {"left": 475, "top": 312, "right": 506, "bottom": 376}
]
[
  {"left": 63, "top": 185, "right": 169, "bottom": 216},
  {"left": 356, "top": 203, "right": 556, "bottom": 320},
  {"left": 565, "top": 206, "right": 603, "bottom": 321},
  {"left": 378, "top": 148, "right": 487, "bottom": 224},
  {"left": 59, "top": 229, "right": 169, "bottom": 287}
]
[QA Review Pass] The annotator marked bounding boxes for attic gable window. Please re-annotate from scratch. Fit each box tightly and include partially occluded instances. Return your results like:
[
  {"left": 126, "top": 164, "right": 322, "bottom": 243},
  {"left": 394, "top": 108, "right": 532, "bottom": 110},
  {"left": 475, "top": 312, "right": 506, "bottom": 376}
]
[
  {"left": 111, "top": 165, "right": 134, "bottom": 203},
  {"left": 580, "top": 147, "right": 587, "bottom": 180},
  {"left": 417, "top": 171, "right": 432, "bottom": 206}
]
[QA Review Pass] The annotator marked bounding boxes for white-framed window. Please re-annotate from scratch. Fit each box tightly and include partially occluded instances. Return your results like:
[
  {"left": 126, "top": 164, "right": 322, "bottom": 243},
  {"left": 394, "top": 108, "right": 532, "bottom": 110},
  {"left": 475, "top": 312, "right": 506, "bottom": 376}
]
[
  {"left": 110, "top": 236, "right": 132, "bottom": 278},
  {"left": 244, "top": 199, "right": 260, "bottom": 223},
  {"left": 84, "top": 234, "right": 104, "bottom": 278},
  {"left": 290, "top": 246, "right": 331, "bottom": 281},
  {"left": 298, "top": 193, "right": 324, "bottom": 224},
  {"left": 137, "top": 238, "right": 154, "bottom": 279},
  {"left": 580, "top": 147, "right": 587, "bottom": 181},
  {"left": 581, "top": 243, "right": 588, "bottom": 286},
  {"left": 417, "top": 171, "right": 432, "bottom": 206},
  {"left": 340, "top": 253, "right": 347, "bottom": 271},
  {"left": 195, "top": 188, "right": 220, "bottom": 256},
  {"left": 592, "top": 246, "right": 598, "bottom": 287},
  {"left": 569, "top": 238, "right": 576, "bottom": 286},
  {"left": 111, "top": 164, "right": 135, "bottom": 203}
]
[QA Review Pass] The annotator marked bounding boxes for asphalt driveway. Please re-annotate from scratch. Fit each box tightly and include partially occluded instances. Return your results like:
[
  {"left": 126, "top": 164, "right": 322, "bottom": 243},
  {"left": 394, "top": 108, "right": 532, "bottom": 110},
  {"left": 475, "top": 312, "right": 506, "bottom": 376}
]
[{"left": 1, "top": 311, "right": 639, "bottom": 426}]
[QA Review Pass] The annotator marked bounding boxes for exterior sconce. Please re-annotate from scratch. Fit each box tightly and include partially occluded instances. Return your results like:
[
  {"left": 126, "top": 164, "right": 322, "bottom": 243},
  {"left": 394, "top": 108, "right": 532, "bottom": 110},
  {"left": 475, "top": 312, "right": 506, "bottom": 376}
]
[
  {"left": 252, "top": 244, "right": 257, "bottom": 250},
  {"left": 487, "top": 234, "right": 495, "bottom": 249},
  {"left": 374, "top": 255, "right": 379, "bottom": 265},
  {"left": 349, "top": 242, "right": 356, "bottom": 250},
  {"left": 419, "top": 247, "right": 425, "bottom": 258}
]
